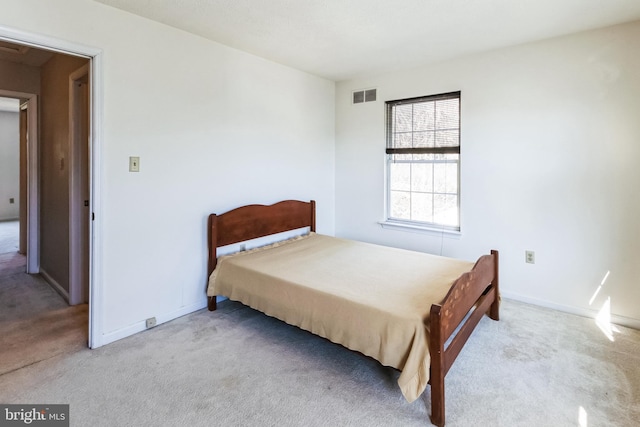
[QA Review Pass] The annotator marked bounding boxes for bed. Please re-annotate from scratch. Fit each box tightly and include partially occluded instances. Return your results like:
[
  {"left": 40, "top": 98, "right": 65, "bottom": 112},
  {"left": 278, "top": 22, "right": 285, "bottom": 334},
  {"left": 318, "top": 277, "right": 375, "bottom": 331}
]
[{"left": 206, "top": 200, "right": 499, "bottom": 426}]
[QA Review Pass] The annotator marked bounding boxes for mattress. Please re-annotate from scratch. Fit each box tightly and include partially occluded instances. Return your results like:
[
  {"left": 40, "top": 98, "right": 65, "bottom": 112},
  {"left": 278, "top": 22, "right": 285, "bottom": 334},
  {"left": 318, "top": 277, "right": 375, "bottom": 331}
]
[{"left": 208, "top": 233, "right": 474, "bottom": 402}]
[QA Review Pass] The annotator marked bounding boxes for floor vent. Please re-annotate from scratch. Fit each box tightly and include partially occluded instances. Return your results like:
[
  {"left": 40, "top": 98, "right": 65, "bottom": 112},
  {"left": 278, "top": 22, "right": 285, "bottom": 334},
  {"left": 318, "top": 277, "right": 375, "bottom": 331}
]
[{"left": 353, "top": 88, "right": 377, "bottom": 104}]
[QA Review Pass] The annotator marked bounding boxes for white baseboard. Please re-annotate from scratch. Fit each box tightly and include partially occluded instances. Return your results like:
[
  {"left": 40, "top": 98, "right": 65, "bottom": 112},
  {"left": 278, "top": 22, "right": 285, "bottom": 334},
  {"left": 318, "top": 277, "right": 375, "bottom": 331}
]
[
  {"left": 40, "top": 268, "right": 70, "bottom": 303},
  {"left": 94, "top": 291, "right": 640, "bottom": 347},
  {"left": 100, "top": 298, "right": 208, "bottom": 346},
  {"left": 501, "top": 290, "right": 640, "bottom": 330}
]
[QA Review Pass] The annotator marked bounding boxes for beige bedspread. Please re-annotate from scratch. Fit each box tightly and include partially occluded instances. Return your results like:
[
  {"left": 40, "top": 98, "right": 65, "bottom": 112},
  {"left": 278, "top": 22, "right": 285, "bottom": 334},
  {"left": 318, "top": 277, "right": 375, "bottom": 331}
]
[{"left": 208, "top": 233, "right": 474, "bottom": 402}]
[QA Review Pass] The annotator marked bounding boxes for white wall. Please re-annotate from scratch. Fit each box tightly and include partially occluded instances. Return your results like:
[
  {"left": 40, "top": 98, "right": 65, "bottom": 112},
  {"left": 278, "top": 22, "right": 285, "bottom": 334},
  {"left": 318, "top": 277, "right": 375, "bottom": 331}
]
[
  {"left": 0, "top": 110, "right": 19, "bottom": 221},
  {"left": 336, "top": 21, "right": 640, "bottom": 328},
  {"left": 1, "top": 0, "right": 335, "bottom": 345}
]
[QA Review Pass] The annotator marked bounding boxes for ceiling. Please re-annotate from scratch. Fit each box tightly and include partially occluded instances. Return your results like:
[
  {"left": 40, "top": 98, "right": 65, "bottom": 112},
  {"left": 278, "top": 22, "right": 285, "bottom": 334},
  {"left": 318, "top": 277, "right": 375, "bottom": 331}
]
[{"left": 96, "top": 0, "right": 640, "bottom": 81}]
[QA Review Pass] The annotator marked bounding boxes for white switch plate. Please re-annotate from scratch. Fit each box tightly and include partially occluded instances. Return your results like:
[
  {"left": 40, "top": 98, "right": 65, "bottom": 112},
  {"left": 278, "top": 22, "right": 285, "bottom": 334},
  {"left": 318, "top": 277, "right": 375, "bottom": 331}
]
[{"left": 129, "top": 156, "right": 140, "bottom": 172}]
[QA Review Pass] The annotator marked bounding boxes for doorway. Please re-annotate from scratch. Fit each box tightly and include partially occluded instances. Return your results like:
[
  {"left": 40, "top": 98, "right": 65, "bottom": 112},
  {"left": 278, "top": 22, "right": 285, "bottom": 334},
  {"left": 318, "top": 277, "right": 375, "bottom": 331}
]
[
  {"left": 0, "top": 26, "right": 104, "bottom": 348},
  {"left": 0, "top": 94, "right": 34, "bottom": 276},
  {"left": 0, "top": 97, "right": 21, "bottom": 272}
]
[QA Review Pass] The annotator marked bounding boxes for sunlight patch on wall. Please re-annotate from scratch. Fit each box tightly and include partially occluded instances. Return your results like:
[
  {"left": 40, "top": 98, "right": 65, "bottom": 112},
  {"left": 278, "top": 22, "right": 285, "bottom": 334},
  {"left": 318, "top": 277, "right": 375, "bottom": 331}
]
[{"left": 588, "top": 270, "right": 609, "bottom": 306}]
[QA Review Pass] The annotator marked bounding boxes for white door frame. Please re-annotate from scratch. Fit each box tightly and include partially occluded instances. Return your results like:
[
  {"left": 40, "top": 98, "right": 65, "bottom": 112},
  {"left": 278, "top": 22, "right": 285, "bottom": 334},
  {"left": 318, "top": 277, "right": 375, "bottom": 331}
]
[{"left": 0, "top": 25, "right": 105, "bottom": 348}]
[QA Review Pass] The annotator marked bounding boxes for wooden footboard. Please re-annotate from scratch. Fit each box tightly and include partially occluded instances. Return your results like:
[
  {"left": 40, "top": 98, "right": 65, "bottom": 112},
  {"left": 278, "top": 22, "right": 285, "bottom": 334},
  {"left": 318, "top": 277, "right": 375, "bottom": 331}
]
[{"left": 428, "top": 250, "right": 499, "bottom": 427}]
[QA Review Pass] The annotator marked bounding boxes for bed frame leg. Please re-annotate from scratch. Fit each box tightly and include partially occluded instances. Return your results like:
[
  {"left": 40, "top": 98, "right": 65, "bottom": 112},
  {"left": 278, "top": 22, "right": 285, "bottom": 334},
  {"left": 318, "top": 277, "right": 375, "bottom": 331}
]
[
  {"left": 489, "top": 294, "right": 500, "bottom": 321},
  {"left": 488, "top": 249, "right": 500, "bottom": 321},
  {"left": 430, "top": 375, "right": 445, "bottom": 427},
  {"left": 429, "top": 305, "right": 445, "bottom": 427},
  {"left": 208, "top": 297, "right": 217, "bottom": 311}
]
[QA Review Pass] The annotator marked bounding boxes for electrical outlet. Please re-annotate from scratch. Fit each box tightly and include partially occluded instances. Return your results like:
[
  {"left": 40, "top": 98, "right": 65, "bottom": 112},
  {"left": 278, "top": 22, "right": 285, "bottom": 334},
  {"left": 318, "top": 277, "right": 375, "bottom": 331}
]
[
  {"left": 9, "top": 198, "right": 14, "bottom": 204},
  {"left": 145, "top": 317, "right": 157, "bottom": 329},
  {"left": 525, "top": 250, "right": 535, "bottom": 264}
]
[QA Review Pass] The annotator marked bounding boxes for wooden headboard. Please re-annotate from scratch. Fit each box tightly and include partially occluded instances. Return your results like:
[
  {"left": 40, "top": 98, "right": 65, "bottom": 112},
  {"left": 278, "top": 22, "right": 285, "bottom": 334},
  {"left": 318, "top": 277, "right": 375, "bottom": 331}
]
[{"left": 208, "top": 200, "right": 316, "bottom": 277}]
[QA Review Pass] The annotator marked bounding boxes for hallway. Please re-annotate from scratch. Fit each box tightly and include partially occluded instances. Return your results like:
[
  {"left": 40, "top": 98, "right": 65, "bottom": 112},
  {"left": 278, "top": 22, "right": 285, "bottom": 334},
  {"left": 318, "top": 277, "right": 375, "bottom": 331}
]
[{"left": 0, "top": 220, "right": 87, "bottom": 376}]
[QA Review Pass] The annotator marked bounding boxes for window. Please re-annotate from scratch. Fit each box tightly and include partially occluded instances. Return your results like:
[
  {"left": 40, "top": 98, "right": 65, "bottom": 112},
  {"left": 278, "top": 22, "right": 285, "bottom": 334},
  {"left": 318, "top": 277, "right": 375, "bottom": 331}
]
[{"left": 385, "top": 91, "right": 460, "bottom": 231}]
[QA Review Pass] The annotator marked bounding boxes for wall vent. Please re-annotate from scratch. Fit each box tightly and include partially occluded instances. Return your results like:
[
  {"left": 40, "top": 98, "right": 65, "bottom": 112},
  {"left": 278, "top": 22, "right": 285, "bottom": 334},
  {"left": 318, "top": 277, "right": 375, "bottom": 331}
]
[
  {"left": 0, "top": 40, "right": 30, "bottom": 55},
  {"left": 353, "top": 88, "right": 377, "bottom": 104}
]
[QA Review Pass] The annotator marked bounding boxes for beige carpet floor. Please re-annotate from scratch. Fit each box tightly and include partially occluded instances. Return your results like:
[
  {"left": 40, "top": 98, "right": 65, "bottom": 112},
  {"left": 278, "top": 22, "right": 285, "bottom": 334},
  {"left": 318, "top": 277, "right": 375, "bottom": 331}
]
[
  {"left": 0, "top": 252, "right": 25, "bottom": 278},
  {"left": 1, "top": 298, "right": 638, "bottom": 426},
  {"left": 0, "top": 248, "right": 88, "bottom": 376},
  {"left": 0, "top": 220, "right": 19, "bottom": 254},
  {"left": 0, "top": 302, "right": 88, "bottom": 376}
]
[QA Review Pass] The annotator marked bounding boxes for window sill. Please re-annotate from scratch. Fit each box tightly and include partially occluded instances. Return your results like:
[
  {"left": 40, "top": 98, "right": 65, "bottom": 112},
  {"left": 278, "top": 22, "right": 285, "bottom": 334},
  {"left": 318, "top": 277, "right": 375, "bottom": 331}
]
[{"left": 378, "top": 220, "right": 462, "bottom": 238}]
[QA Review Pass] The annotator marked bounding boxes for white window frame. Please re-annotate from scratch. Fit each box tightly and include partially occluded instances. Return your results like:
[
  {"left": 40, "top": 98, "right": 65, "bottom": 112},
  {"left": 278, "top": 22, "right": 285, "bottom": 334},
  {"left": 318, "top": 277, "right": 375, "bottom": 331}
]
[{"left": 383, "top": 91, "right": 461, "bottom": 234}]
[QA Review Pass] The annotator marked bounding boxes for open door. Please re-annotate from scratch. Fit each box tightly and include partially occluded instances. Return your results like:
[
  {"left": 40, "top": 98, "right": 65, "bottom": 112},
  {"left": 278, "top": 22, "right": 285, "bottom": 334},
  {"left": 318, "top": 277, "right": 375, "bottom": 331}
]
[{"left": 69, "top": 64, "right": 90, "bottom": 305}]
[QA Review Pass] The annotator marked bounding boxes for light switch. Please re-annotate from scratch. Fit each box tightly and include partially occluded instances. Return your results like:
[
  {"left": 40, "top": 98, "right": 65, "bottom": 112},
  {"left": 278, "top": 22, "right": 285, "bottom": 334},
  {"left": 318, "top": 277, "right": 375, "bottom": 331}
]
[{"left": 129, "top": 156, "right": 140, "bottom": 172}]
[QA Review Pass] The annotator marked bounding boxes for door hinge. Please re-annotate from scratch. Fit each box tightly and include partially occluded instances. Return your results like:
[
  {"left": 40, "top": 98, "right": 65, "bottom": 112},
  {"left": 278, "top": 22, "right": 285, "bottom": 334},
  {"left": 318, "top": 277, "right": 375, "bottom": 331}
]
[{"left": 92, "top": 213, "right": 95, "bottom": 221}]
